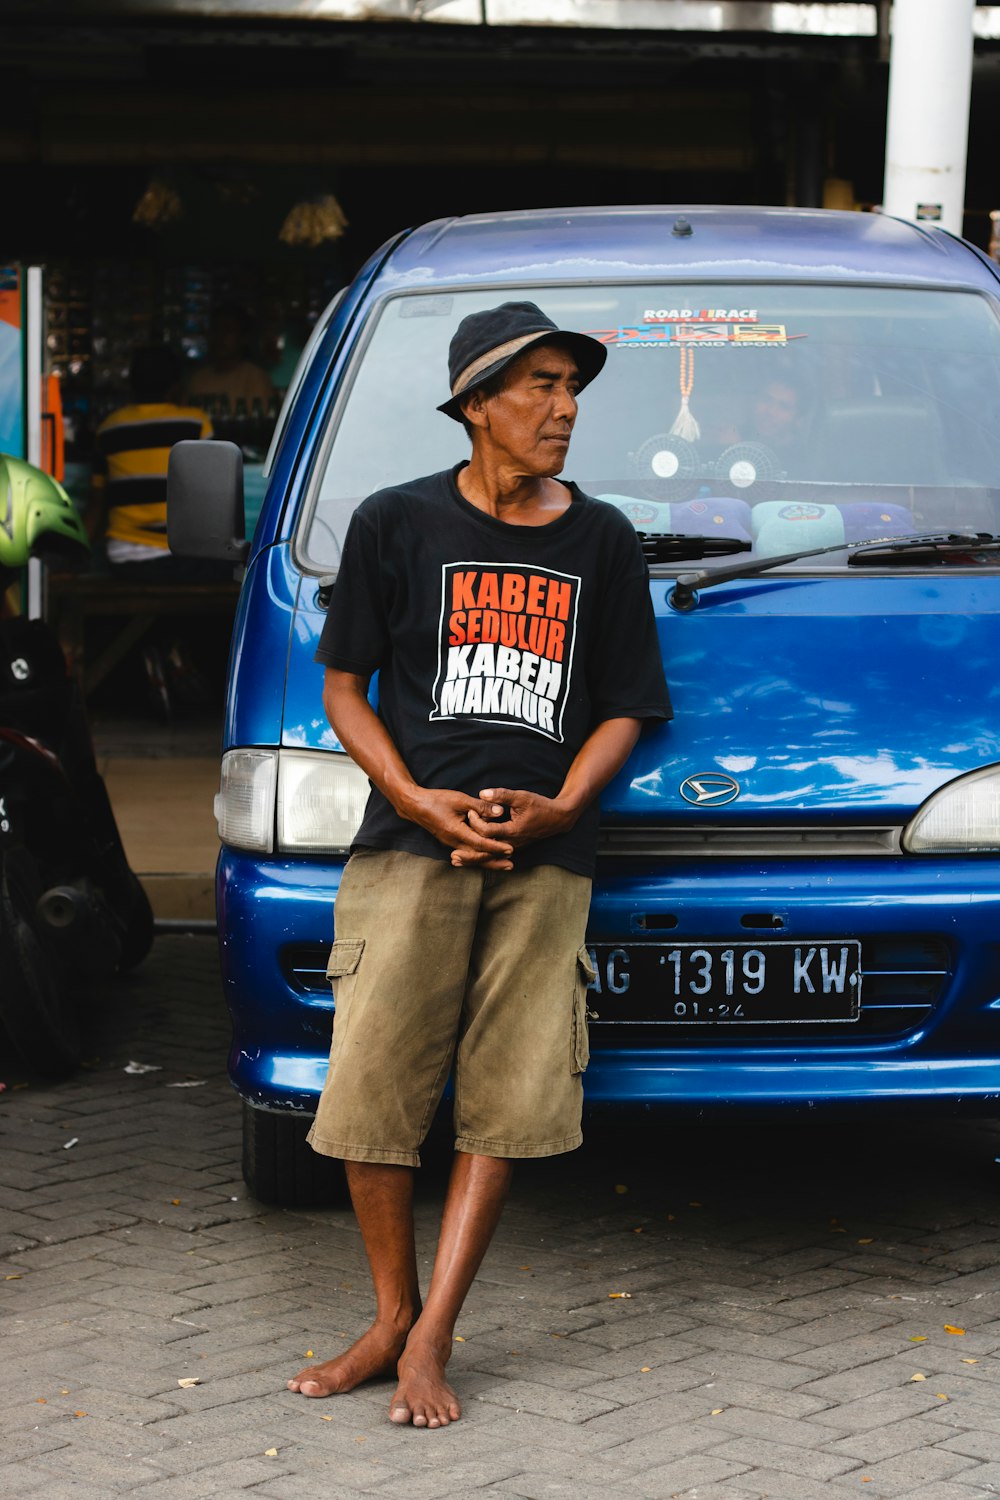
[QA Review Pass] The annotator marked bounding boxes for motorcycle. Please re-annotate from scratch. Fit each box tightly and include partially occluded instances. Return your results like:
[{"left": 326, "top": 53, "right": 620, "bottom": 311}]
[{"left": 0, "top": 454, "right": 154, "bottom": 1077}]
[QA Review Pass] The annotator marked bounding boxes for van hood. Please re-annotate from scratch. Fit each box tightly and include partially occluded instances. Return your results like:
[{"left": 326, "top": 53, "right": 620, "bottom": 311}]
[{"left": 283, "top": 572, "right": 1000, "bottom": 822}]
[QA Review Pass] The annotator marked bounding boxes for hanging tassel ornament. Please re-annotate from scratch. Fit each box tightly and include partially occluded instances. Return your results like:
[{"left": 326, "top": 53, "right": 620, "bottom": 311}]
[{"left": 669, "top": 343, "right": 700, "bottom": 443}]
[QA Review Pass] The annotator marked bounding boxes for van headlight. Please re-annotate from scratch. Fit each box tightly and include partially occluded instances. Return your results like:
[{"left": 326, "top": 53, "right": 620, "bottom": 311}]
[
  {"left": 902, "top": 764, "right": 1000, "bottom": 853},
  {"left": 215, "top": 748, "right": 369, "bottom": 854}
]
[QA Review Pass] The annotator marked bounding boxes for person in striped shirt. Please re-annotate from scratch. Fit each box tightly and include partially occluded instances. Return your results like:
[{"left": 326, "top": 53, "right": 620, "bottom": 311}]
[{"left": 89, "top": 346, "right": 212, "bottom": 574}]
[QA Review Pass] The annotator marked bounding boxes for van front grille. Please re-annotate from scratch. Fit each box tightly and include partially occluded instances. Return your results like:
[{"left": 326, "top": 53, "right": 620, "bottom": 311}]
[
  {"left": 597, "top": 824, "right": 902, "bottom": 858},
  {"left": 283, "top": 935, "right": 950, "bottom": 1043}
]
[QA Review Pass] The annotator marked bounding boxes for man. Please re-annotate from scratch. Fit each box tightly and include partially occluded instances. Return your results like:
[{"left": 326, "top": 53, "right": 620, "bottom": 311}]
[
  {"left": 185, "top": 304, "right": 272, "bottom": 413},
  {"left": 88, "top": 345, "right": 231, "bottom": 714},
  {"left": 287, "top": 301, "right": 671, "bottom": 1428},
  {"left": 88, "top": 345, "right": 212, "bottom": 569}
]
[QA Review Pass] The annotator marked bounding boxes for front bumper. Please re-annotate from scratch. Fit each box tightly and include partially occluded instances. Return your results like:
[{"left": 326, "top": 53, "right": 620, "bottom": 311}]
[{"left": 217, "top": 849, "right": 1000, "bottom": 1113}]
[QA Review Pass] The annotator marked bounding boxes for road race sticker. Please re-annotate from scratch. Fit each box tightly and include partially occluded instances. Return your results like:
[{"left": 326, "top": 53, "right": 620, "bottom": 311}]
[
  {"left": 431, "top": 563, "right": 580, "bottom": 742},
  {"left": 583, "top": 310, "right": 805, "bottom": 349}
]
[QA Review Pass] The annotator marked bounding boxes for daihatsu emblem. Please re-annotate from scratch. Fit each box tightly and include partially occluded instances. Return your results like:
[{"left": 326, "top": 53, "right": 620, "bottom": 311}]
[{"left": 679, "top": 772, "right": 740, "bottom": 806}]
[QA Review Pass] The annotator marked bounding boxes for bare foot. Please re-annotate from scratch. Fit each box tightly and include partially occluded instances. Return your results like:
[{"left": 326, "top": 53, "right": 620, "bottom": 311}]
[
  {"left": 388, "top": 1336, "right": 461, "bottom": 1428},
  {"left": 287, "top": 1321, "right": 412, "bottom": 1397}
]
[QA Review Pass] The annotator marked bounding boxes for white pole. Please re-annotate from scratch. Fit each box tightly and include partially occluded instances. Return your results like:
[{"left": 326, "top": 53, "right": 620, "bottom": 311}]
[
  {"left": 25, "top": 265, "right": 43, "bottom": 621},
  {"left": 883, "top": 0, "right": 975, "bottom": 235}
]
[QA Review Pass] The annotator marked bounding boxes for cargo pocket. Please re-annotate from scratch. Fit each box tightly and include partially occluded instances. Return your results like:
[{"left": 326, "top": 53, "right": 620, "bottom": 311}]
[
  {"left": 326, "top": 937, "right": 365, "bottom": 983},
  {"left": 571, "top": 945, "right": 596, "bottom": 1074},
  {"left": 326, "top": 939, "right": 365, "bottom": 1048}
]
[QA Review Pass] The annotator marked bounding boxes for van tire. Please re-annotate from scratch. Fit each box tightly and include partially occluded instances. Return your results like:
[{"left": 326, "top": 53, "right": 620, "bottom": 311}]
[{"left": 241, "top": 1101, "right": 351, "bottom": 1208}]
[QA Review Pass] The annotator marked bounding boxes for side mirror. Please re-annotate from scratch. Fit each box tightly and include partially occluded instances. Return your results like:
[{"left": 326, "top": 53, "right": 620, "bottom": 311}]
[{"left": 167, "top": 440, "right": 250, "bottom": 563}]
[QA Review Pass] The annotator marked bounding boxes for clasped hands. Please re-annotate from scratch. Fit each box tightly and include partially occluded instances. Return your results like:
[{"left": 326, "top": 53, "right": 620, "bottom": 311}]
[{"left": 401, "top": 785, "right": 574, "bottom": 871}]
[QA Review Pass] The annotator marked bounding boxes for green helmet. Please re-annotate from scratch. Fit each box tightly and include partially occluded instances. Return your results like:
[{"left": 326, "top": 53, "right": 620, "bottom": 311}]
[{"left": 0, "top": 452, "right": 90, "bottom": 569}]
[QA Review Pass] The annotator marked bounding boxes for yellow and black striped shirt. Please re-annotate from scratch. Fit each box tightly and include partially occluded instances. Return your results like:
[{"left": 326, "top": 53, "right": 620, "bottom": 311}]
[{"left": 93, "top": 402, "right": 212, "bottom": 552}]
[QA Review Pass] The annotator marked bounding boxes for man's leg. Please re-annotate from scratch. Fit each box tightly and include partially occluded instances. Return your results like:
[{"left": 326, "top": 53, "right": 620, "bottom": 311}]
[
  {"left": 389, "top": 1150, "right": 513, "bottom": 1428},
  {"left": 287, "top": 1161, "right": 421, "bottom": 1396},
  {"left": 290, "top": 850, "right": 485, "bottom": 1400}
]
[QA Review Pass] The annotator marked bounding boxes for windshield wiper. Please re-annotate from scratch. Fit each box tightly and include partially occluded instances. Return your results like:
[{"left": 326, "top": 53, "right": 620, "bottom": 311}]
[
  {"left": 669, "top": 532, "right": 1000, "bottom": 612},
  {"left": 847, "top": 533, "right": 1000, "bottom": 566},
  {"left": 637, "top": 532, "right": 752, "bottom": 565}
]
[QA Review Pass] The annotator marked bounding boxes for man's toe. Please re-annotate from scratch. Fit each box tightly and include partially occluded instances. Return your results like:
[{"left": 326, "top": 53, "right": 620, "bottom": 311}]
[{"left": 389, "top": 1401, "right": 412, "bottom": 1425}]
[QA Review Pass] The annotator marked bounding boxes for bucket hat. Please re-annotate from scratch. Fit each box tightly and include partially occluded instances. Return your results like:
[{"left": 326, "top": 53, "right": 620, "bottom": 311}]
[{"left": 437, "top": 300, "right": 607, "bottom": 422}]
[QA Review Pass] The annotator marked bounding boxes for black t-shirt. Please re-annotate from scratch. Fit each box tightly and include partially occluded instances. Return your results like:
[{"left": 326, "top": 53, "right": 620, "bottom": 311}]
[{"left": 315, "top": 465, "right": 672, "bottom": 877}]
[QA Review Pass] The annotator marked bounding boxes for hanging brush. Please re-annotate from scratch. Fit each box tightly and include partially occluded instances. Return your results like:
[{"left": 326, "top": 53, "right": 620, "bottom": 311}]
[{"left": 669, "top": 343, "right": 700, "bottom": 443}]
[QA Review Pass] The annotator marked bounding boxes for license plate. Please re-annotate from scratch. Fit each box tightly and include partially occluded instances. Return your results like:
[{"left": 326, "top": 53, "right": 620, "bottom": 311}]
[{"left": 586, "top": 941, "right": 862, "bottom": 1024}]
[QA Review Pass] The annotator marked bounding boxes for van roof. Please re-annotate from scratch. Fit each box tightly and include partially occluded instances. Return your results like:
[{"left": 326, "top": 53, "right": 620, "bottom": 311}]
[{"left": 377, "top": 205, "right": 999, "bottom": 292}]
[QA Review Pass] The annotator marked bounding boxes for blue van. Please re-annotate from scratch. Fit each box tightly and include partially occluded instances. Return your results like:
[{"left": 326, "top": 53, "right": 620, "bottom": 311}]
[{"left": 170, "top": 207, "right": 1000, "bottom": 1204}]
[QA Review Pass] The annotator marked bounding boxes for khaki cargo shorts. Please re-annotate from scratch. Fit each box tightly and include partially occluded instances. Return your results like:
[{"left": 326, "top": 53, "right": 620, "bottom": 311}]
[{"left": 307, "top": 847, "right": 594, "bottom": 1167}]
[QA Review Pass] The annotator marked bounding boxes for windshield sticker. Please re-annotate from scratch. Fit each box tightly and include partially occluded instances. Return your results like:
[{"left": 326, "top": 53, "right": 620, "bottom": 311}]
[{"left": 584, "top": 312, "right": 805, "bottom": 349}]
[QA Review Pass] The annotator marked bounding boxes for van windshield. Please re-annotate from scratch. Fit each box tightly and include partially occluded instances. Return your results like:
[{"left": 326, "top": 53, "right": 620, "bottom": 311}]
[{"left": 301, "top": 283, "right": 1000, "bottom": 571}]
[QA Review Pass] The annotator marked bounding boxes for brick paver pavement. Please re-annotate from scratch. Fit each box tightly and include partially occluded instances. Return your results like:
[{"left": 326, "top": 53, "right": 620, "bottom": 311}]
[{"left": 3, "top": 935, "right": 1000, "bottom": 1498}]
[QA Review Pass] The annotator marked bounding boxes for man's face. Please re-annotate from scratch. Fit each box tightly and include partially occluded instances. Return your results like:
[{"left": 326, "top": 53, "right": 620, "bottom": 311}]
[
  {"left": 467, "top": 342, "right": 581, "bottom": 475},
  {"left": 209, "top": 313, "right": 245, "bottom": 366},
  {"left": 753, "top": 380, "right": 799, "bottom": 444}
]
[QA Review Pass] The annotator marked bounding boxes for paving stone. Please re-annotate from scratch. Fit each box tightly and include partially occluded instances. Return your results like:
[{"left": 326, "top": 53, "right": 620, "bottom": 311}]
[
  {"left": 2, "top": 1427, "right": 73, "bottom": 1464},
  {"left": 633, "top": 1452, "right": 755, "bottom": 1498},
  {"left": 822, "top": 1413, "right": 960, "bottom": 1463},
  {"left": 0, "top": 1466, "right": 115, "bottom": 1499},
  {"left": 683, "top": 1376, "right": 832, "bottom": 1420},
  {"left": 786, "top": 1329, "right": 917, "bottom": 1371},
  {"left": 562, "top": 1312, "right": 698, "bottom": 1351},
  {"left": 253, "top": 1476, "right": 395, "bottom": 1500},
  {"left": 909, "top": 1486, "right": 1000, "bottom": 1500},
  {"left": 376, "top": 1453, "right": 528, "bottom": 1497},
  {"left": 679, "top": 1349, "right": 824, "bottom": 1389},
  {"left": 34, "top": 1445, "right": 168, "bottom": 1490},
  {"left": 797, "top": 1358, "right": 931, "bottom": 1402},
  {"left": 497, "top": 1475, "right": 631, "bottom": 1500},
  {"left": 473, "top": 1378, "right": 620, "bottom": 1422},
  {"left": 719, "top": 1469, "right": 850, "bottom": 1499},
  {"left": 468, "top": 1352, "right": 616, "bottom": 1391},
  {"left": 805, "top": 1386, "right": 959, "bottom": 1432},
  {"left": 565, "top": 1334, "right": 709, "bottom": 1378},
  {"left": 578, "top": 1360, "right": 725, "bottom": 1405},
  {"left": 948, "top": 1462, "right": 1000, "bottom": 1489},
  {"left": 709, "top": 1434, "right": 860, "bottom": 1480},
  {"left": 0, "top": 1464, "right": 50, "bottom": 1499},
  {"left": 843, "top": 1448, "right": 981, "bottom": 1495},
  {"left": 709, "top": 1405, "right": 852, "bottom": 1449},
  {"left": 113, "top": 1455, "right": 296, "bottom": 1497},
  {"left": 936, "top": 1429, "right": 1000, "bottom": 1462},
  {"left": 923, "top": 1400, "right": 1000, "bottom": 1437},
  {"left": 643, "top": 1487, "right": 764, "bottom": 1500},
  {"left": 586, "top": 1413, "right": 734, "bottom": 1469}
]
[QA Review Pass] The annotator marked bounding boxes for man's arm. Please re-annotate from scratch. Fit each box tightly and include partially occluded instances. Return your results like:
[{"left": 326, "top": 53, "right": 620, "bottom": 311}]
[
  {"left": 456, "top": 715, "right": 642, "bottom": 869},
  {"left": 323, "top": 668, "right": 516, "bottom": 870}
]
